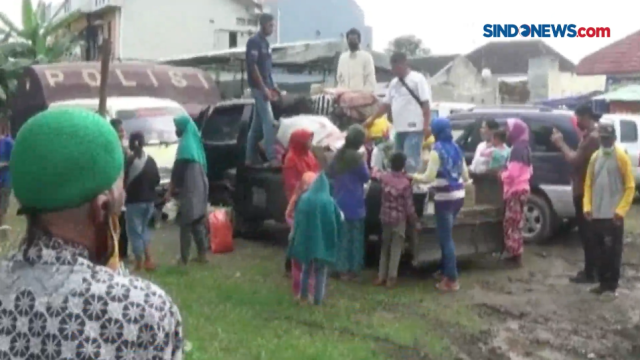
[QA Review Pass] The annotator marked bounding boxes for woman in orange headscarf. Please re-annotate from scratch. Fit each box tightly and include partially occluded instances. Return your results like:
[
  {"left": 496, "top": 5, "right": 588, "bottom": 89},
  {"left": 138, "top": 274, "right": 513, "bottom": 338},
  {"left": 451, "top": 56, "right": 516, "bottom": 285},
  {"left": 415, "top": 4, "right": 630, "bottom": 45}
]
[
  {"left": 283, "top": 129, "right": 320, "bottom": 275},
  {"left": 283, "top": 129, "right": 320, "bottom": 201}
]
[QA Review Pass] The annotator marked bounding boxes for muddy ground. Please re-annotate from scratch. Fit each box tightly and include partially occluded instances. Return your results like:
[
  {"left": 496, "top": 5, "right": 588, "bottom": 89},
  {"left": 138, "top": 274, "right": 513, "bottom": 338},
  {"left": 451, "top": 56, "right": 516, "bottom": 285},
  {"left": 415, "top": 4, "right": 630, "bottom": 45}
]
[{"left": 447, "top": 230, "right": 640, "bottom": 360}]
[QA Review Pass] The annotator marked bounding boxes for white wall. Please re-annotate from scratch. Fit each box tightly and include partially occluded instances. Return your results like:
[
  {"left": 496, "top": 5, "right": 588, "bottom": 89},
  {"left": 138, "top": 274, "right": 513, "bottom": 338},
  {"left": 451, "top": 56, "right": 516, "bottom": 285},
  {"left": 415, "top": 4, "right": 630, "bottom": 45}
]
[
  {"left": 120, "top": 0, "right": 258, "bottom": 60},
  {"left": 429, "top": 57, "right": 497, "bottom": 104},
  {"left": 547, "top": 73, "right": 606, "bottom": 98}
]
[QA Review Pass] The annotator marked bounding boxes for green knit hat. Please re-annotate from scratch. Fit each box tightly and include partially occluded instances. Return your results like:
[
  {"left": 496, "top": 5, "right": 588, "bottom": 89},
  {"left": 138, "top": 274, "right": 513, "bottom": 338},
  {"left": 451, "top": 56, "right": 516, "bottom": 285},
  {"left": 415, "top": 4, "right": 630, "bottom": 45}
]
[{"left": 11, "top": 108, "right": 124, "bottom": 212}]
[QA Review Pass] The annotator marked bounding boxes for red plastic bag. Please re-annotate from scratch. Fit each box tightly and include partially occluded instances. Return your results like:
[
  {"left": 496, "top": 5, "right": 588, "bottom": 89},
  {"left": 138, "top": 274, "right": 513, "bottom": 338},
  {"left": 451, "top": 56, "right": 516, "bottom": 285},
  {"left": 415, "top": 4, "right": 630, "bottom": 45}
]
[{"left": 209, "top": 208, "right": 234, "bottom": 254}]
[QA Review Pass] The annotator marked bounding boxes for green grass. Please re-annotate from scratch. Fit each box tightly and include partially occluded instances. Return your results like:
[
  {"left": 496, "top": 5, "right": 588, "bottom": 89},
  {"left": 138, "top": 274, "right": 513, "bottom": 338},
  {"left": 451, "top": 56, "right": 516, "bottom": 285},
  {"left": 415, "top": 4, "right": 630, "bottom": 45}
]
[
  {"left": 0, "top": 200, "right": 485, "bottom": 360},
  {"left": 146, "top": 239, "right": 483, "bottom": 360}
]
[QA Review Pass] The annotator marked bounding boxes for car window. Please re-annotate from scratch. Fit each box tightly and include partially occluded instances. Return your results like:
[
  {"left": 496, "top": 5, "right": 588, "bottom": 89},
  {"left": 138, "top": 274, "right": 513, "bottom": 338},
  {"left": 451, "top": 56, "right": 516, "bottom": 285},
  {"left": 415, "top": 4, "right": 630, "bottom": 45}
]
[
  {"left": 453, "top": 121, "right": 479, "bottom": 152},
  {"left": 201, "top": 105, "right": 247, "bottom": 142},
  {"left": 619, "top": 120, "right": 638, "bottom": 143},
  {"left": 116, "top": 107, "right": 185, "bottom": 145},
  {"left": 527, "top": 121, "right": 564, "bottom": 152}
]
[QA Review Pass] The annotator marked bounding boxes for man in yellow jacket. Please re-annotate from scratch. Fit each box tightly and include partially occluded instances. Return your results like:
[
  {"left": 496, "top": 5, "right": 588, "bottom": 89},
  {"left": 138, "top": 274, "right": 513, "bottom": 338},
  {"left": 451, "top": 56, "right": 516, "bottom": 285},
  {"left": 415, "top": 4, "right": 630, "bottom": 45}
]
[{"left": 583, "top": 123, "right": 635, "bottom": 296}]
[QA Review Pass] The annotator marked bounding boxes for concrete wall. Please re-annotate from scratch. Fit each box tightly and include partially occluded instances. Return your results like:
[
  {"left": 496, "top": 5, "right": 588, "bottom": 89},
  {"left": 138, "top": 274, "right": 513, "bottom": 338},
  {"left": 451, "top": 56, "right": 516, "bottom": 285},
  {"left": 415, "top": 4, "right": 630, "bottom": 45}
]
[
  {"left": 429, "top": 56, "right": 497, "bottom": 104},
  {"left": 527, "top": 56, "right": 606, "bottom": 100},
  {"left": 547, "top": 73, "right": 606, "bottom": 98},
  {"left": 527, "top": 56, "right": 558, "bottom": 102},
  {"left": 120, "top": 0, "right": 256, "bottom": 59},
  {"left": 267, "top": 0, "right": 372, "bottom": 48}
]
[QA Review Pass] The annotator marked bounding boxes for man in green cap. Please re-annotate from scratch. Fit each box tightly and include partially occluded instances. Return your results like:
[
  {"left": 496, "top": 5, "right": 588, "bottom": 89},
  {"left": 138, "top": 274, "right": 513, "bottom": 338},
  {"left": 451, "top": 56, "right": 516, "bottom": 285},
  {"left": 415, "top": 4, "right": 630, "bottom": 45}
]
[{"left": 0, "top": 108, "right": 183, "bottom": 359}]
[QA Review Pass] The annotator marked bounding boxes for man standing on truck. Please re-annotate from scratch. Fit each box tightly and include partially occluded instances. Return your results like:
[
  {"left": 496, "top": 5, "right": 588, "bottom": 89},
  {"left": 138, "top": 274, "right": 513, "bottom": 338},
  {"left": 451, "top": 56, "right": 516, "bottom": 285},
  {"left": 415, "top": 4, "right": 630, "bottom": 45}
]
[
  {"left": 245, "top": 13, "right": 280, "bottom": 167},
  {"left": 336, "top": 28, "right": 376, "bottom": 92},
  {"left": 364, "top": 52, "right": 432, "bottom": 174},
  {"left": 551, "top": 103, "right": 600, "bottom": 284}
]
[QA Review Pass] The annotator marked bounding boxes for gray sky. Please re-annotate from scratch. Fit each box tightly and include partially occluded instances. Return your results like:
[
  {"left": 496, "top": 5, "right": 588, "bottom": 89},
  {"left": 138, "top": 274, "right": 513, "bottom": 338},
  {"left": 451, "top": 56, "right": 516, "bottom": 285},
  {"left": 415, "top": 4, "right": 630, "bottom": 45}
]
[{"left": 2, "top": 0, "right": 637, "bottom": 63}]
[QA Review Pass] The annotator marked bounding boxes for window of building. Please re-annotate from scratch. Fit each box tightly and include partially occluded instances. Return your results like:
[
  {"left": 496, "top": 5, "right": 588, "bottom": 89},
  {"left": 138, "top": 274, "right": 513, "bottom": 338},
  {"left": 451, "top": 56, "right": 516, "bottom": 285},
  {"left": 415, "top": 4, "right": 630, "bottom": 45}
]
[
  {"left": 619, "top": 120, "right": 638, "bottom": 143},
  {"left": 228, "top": 32, "right": 238, "bottom": 48},
  {"left": 236, "top": 17, "right": 246, "bottom": 25},
  {"left": 247, "top": 19, "right": 258, "bottom": 27}
]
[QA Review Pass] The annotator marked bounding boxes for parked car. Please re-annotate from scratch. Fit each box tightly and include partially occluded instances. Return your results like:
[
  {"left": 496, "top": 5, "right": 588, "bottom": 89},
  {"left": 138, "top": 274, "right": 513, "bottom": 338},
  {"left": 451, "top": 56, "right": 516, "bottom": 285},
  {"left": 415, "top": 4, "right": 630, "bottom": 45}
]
[
  {"left": 598, "top": 114, "right": 640, "bottom": 187},
  {"left": 448, "top": 108, "right": 581, "bottom": 243}
]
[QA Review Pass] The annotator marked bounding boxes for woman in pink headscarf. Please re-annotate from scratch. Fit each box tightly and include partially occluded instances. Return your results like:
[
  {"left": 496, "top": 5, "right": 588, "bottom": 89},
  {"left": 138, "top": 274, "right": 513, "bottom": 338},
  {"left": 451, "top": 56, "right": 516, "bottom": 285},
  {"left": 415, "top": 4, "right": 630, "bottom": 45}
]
[{"left": 500, "top": 118, "right": 533, "bottom": 266}]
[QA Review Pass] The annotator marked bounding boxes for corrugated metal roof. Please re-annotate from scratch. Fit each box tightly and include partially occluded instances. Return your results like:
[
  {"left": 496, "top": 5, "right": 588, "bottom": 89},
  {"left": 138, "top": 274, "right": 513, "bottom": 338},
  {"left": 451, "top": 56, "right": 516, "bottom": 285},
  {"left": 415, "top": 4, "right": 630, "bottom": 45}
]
[
  {"left": 593, "top": 85, "right": 640, "bottom": 102},
  {"left": 575, "top": 30, "right": 640, "bottom": 76}
]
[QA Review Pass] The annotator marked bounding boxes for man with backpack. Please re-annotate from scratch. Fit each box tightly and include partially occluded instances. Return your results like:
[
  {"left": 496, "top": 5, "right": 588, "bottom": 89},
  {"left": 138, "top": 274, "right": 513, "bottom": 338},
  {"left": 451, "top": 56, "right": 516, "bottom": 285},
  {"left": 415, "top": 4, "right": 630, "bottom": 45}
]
[{"left": 365, "top": 52, "right": 432, "bottom": 174}]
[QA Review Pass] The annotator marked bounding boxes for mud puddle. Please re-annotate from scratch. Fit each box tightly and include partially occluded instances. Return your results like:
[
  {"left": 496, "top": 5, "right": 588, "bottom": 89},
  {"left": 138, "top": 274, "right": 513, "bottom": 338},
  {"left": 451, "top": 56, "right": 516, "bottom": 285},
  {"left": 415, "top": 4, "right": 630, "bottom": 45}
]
[{"left": 457, "top": 233, "right": 640, "bottom": 360}]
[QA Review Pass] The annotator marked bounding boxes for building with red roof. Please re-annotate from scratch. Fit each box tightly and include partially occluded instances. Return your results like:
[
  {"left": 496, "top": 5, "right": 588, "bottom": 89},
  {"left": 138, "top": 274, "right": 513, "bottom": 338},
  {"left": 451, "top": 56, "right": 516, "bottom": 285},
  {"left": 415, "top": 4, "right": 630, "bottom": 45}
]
[{"left": 576, "top": 30, "right": 640, "bottom": 92}]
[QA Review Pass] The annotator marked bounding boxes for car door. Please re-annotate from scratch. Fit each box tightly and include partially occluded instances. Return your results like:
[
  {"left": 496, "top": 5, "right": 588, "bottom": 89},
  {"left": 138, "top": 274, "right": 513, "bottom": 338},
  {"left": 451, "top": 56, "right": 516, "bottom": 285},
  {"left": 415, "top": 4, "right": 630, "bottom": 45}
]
[
  {"left": 200, "top": 104, "right": 250, "bottom": 183},
  {"left": 616, "top": 118, "right": 640, "bottom": 184}
]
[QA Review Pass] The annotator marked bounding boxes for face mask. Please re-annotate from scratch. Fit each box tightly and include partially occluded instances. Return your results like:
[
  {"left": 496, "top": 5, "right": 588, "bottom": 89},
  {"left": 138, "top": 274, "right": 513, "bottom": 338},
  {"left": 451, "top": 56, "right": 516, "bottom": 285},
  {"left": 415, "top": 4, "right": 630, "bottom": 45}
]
[{"left": 348, "top": 42, "right": 359, "bottom": 51}]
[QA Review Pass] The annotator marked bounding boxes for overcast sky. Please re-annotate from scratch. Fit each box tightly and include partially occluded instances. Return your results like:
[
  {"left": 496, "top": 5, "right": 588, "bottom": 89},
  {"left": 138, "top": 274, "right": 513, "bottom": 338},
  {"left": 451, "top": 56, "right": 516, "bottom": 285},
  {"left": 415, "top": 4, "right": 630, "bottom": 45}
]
[{"left": 1, "top": 0, "right": 637, "bottom": 63}]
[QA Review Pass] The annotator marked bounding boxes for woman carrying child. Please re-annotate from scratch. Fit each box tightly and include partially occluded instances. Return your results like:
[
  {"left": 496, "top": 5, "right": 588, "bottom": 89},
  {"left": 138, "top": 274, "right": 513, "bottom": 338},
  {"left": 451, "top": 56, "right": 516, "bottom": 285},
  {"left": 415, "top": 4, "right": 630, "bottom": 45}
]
[
  {"left": 327, "top": 124, "right": 370, "bottom": 281},
  {"left": 480, "top": 129, "right": 511, "bottom": 171},
  {"left": 499, "top": 118, "right": 532, "bottom": 266},
  {"left": 412, "top": 118, "right": 469, "bottom": 292},
  {"left": 283, "top": 129, "right": 320, "bottom": 275},
  {"left": 288, "top": 172, "right": 342, "bottom": 305}
]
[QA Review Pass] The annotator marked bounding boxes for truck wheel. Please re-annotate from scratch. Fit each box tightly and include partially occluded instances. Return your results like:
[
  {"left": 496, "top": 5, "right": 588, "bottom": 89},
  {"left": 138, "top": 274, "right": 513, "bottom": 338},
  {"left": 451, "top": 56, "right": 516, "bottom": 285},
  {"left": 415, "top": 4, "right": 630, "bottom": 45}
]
[
  {"left": 232, "top": 211, "right": 262, "bottom": 238},
  {"left": 522, "top": 193, "right": 553, "bottom": 244}
]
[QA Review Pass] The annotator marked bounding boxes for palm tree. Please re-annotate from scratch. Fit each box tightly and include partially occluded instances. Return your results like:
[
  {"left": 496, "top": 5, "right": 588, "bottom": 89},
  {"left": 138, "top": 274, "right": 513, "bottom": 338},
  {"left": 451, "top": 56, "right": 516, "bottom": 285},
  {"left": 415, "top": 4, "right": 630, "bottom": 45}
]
[{"left": 0, "top": 0, "right": 82, "bottom": 112}]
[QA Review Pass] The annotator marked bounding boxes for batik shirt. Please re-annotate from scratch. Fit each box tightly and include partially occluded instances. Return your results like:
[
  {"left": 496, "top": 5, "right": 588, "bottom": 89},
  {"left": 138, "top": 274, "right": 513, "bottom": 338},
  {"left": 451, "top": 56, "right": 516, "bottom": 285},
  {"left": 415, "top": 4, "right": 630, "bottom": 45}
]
[{"left": 0, "top": 234, "right": 183, "bottom": 359}]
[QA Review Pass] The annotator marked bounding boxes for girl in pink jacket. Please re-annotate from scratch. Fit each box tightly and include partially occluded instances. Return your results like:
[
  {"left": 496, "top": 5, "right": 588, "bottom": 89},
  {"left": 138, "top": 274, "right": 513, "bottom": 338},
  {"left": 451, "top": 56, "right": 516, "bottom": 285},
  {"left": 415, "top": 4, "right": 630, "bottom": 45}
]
[{"left": 500, "top": 118, "right": 532, "bottom": 266}]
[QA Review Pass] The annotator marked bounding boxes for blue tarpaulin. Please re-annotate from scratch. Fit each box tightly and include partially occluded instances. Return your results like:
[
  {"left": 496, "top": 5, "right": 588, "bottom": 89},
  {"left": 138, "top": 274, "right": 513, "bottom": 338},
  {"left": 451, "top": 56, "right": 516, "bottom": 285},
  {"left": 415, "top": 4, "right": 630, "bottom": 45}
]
[{"left": 534, "top": 91, "right": 604, "bottom": 110}]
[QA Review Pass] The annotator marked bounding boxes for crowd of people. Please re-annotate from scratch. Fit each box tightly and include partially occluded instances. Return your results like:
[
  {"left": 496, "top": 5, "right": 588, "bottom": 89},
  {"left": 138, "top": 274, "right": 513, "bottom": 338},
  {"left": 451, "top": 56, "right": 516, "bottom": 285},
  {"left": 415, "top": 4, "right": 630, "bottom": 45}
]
[
  {"left": 243, "top": 12, "right": 637, "bottom": 303},
  {"left": 0, "top": 11, "right": 634, "bottom": 360}
]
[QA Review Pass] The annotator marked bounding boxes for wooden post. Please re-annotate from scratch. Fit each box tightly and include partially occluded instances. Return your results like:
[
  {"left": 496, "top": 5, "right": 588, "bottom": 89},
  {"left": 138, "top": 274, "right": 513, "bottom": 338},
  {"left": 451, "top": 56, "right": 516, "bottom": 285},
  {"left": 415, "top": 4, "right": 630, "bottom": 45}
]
[{"left": 98, "top": 39, "right": 111, "bottom": 116}]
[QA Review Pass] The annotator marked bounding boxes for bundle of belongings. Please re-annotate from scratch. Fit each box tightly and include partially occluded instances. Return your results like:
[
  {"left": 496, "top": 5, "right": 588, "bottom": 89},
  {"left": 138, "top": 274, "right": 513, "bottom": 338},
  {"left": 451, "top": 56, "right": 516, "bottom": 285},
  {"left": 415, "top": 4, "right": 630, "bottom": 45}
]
[
  {"left": 318, "top": 88, "right": 380, "bottom": 131},
  {"left": 277, "top": 115, "right": 366, "bottom": 166}
]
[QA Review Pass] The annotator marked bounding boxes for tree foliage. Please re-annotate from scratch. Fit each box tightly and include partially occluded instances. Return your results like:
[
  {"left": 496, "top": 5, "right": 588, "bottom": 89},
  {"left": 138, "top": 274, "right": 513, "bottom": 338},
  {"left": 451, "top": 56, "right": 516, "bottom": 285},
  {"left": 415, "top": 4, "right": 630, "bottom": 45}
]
[
  {"left": 385, "top": 35, "right": 430, "bottom": 57},
  {"left": 0, "top": 0, "right": 82, "bottom": 113}
]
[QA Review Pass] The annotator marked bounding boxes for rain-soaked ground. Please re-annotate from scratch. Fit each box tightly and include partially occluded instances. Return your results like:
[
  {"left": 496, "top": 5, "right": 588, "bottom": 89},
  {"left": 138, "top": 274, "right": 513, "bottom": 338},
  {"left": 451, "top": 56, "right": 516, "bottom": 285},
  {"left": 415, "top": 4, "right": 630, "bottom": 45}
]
[
  {"left": 232, "top": 218, "right": 640, "bottom": 360},
  {"left": 442, "top": 230, "right": 640, "bottom": 360}
]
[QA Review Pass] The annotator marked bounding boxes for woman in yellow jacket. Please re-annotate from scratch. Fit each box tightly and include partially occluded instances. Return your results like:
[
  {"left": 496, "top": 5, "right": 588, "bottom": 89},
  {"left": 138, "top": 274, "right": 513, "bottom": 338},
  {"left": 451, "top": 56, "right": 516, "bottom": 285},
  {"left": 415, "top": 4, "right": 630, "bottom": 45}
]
[{"left": 582, "top": 123, "right": 635, "bottom": 296}]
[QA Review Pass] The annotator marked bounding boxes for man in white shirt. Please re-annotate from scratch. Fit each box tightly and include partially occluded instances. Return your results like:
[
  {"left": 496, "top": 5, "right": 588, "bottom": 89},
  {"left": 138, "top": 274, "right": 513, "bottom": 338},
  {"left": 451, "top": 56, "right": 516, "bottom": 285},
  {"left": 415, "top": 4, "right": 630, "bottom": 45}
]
[
  {"left": 336, "top": 28, "right": 376, "bottom": 92},
  {"left": 469, "top": 118, "right": 499, "bottom": 173},
  {"left": 365, "top": 52, "right": 432, "bottom": 173}
]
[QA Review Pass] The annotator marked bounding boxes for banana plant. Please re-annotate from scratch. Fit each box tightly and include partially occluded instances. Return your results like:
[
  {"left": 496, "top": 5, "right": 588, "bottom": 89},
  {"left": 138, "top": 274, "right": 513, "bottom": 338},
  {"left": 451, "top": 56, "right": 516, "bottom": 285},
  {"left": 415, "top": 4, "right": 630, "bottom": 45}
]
[{"left": 0, "top": 0, "right": 83, "bottom": 110}]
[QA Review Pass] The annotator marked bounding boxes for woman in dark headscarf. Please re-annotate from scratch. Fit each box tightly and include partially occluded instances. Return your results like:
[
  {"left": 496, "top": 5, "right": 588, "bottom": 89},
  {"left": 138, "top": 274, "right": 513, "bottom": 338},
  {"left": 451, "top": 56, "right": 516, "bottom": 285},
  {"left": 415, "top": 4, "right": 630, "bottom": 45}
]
[
  {"left": 500, "top": 118, "right": 532, "bottom": 266},
  {"left": 327, "top": 124, "right": 370, "bottom": 280},
  {"left": 412, "top": 118, "right": 469, "bottom": 292}
]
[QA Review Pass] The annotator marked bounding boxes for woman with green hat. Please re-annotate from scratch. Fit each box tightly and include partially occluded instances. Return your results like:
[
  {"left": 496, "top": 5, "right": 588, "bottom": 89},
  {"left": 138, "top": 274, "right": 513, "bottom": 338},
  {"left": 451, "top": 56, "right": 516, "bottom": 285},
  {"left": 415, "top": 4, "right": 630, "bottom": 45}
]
[
  {"left": 2, "top": 107, "right": 183, "bottom": 358},
  {"left": 167, "top": 114, "right": 209, "bottom": 265}
]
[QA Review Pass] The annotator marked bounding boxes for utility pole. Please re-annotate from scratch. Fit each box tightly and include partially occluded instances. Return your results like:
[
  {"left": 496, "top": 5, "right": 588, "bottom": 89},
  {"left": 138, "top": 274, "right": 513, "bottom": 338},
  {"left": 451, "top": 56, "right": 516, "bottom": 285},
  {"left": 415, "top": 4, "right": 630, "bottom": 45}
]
[{"left": 98, "top": 39, "right": 111, "bottom": 116}]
